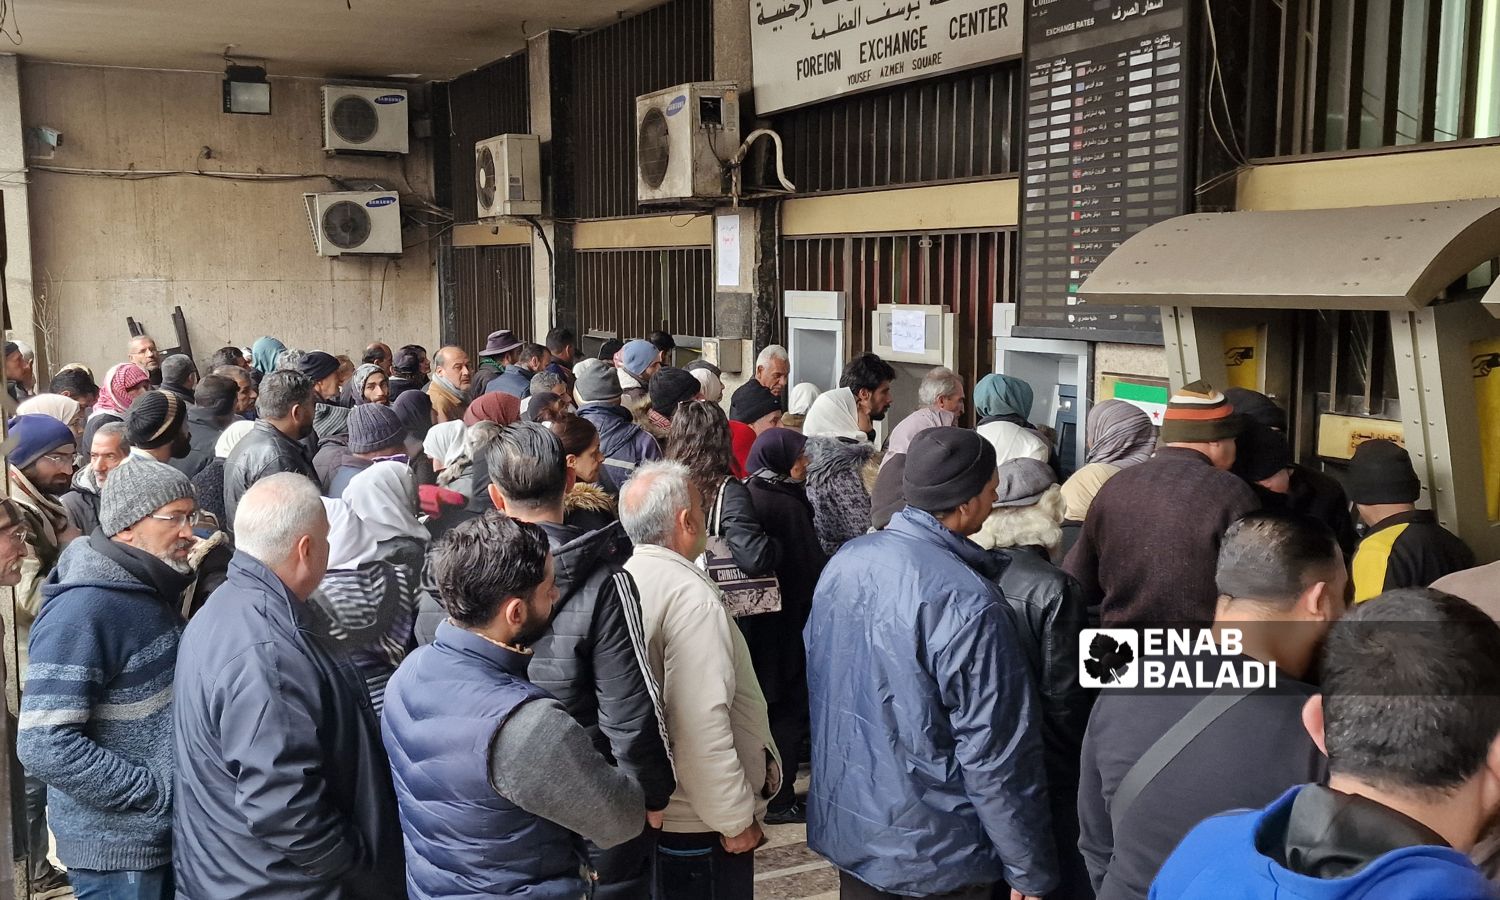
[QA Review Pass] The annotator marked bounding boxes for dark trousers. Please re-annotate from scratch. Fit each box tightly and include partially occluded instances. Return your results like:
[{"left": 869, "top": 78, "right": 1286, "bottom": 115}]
[
  {"left": 654, "top": 832, "right": 753, "bottom": 900},
  {"left": 767, "top": 695, "right": 809, "bottom": 810},
  {"left": 24, "top": 773, "right": 50, "bottom": 878},
  {"left": 591, "top": 825, "right": 657, "bottom": 899},
  {"left": 68, "top": 865, "right": 173, "bottom": 900},
  {"left": 839, "top": 871, "right": 993, "bottom": 900}
]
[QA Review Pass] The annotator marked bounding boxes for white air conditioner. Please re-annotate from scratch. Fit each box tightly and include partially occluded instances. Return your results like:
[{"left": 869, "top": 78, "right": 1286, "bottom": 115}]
[
  {"left": 322, "top": 85, "right": 409, "bottom": 154},
  {"left": 304, "top": 191, "right": 403, "bottom": 256},
  {"left": 635, "top": 81, "right": 740, "bottom": 203},
  {"left": 475, "top": 133, "right": 543, "bottom": 219}
]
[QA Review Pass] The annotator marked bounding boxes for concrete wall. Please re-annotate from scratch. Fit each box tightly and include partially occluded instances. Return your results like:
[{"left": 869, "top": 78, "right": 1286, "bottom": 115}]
[{"left": 19, "top": 61, "right": 439, "bottom": 377}]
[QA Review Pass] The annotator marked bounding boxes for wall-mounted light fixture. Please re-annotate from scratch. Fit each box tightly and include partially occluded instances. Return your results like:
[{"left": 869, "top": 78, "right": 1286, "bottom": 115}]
[{"left": 223, "top": 65, "right": 271, "bottom": 115}]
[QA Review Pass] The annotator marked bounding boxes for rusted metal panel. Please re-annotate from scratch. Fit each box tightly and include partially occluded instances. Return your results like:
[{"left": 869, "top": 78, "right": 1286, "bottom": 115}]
[
  {"left": 452, "top": 245, "right": 534, "bottom": 355},
  {"left": 444, "top": 54, "right": 531, "bottom": 226},
  {"left": 576, "top": 247, "right": 713, "bottom": 339}
]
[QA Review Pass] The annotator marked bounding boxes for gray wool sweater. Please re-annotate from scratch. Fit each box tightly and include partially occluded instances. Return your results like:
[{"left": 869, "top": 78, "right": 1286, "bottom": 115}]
[{"left": 17, "top": 537, "right": 184, "bottom": 871}]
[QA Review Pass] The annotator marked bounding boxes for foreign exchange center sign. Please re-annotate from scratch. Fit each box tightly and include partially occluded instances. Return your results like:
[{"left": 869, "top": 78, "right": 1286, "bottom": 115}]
[{"left": 749, "top": 0, "right": 1022, "bottom": 114}]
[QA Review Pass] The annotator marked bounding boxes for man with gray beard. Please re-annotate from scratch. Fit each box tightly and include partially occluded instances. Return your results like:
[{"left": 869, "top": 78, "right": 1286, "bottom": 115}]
[{"left": 17, "top": 460, "right": 203, "bottom": 898}]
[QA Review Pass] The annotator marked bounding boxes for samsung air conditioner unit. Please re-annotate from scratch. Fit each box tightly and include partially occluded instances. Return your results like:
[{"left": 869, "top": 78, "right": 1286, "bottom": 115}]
[
  {"left": 304, "top": 191, "right": 403, "bottom": 256},
  {"left": 635, "top": 81, "right": 740, "bottom": 203},
  {"left": 322, "top": 85, "right": 409, "bottom": 154},
  {"left": 475, "top": 133, "right": 543, "bottom": 219}
]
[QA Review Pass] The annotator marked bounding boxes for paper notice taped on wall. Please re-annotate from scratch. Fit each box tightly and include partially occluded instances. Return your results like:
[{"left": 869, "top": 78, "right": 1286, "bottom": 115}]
[
  {"left": 891, "top": 308, "right": 926, "bottom": 354},
  {"left": 717, "top": 216, "right": 741, "bottom": 287}
]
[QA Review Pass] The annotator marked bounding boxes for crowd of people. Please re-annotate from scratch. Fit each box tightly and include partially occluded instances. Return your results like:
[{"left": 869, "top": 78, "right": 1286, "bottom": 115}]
[{"left": 2, "top": 324, "right": 1499, "bottom": 900}]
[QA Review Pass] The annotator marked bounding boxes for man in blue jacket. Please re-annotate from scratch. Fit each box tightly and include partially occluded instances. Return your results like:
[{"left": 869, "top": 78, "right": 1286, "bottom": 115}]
[
  {"left": 806, "top": 426, "right": 1057, "bottom": 899},
  {"left": 1151, "top": 588, "right": 1500, "bottom": 900}
]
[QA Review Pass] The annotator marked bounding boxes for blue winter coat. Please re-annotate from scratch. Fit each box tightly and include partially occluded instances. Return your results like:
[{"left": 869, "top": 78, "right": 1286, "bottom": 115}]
[
  {"left": 805, "top": 506, "right": 1058, "bottom": 897},
  {"left": 484, "top": 367, "right": 532, "bottom": 400},
  {"left": 578, "top": 403, "right": 661, "bottom": 494},
  {"left": 1150, "top": 787, "right": 1494, "bottom": 899}
]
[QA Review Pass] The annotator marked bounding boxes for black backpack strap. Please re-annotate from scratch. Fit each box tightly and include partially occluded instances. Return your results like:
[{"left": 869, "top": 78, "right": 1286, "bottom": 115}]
[{"left": 1109, "top": 689, "right": 1254, "bottom": 833}]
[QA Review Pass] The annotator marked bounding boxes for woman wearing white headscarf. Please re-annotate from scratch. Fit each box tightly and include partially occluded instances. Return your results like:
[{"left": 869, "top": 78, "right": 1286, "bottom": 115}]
[
  {"left": 422, "top": 420, "right": 467, "bottom": 474},
  {"left": 783, "top": 382, "right": 821, "bottom": 430},
  {"left": 17, "top": 395, "right": 84, "bottom": 444},
  {"left": 305, "top": 495, "right": 420, "bottom": 714},
  {"left": 344, "top": 461, "right": 430, "bottom": 552},
  {"left": 801, "top": 387, "right": 867, "bottom": 443}
]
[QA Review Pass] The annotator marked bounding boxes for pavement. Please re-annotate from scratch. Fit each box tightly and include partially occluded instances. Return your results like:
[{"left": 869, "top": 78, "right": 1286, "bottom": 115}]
[{"left": 756, "top": 768, "right": 839, "bottom": 899}]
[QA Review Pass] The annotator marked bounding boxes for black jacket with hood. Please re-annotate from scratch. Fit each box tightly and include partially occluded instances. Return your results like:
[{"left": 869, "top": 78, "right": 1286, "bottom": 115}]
[{"left": 414, "top": 518, "right": 674, "bottom": 812}]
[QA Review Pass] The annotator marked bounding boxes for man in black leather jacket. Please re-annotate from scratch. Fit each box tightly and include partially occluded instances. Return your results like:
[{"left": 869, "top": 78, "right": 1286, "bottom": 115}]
[
  {"left": 222, "top": 371, "right": 319, "bottom": 528},
  {"left": 419, "top": 422, "right": 674, "bottom": 898}
]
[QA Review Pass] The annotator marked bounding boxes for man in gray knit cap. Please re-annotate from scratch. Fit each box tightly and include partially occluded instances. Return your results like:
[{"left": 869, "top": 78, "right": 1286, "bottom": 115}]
[{"left": 18, "top": 459, "right": 202, "bottom": 899}]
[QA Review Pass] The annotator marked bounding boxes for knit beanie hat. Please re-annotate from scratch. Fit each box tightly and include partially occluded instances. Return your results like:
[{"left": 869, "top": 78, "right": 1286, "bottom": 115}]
[
  {"left": 619, "top": 339, "right": 659, "bottom": 378},
  {"left": 649, "top": 368, "right": 700, "bottom": 419},
  {"left": 730, "top": 380, "right": 781, "bottom": 425},
  {"left": 903, "top": 426, "right": 997, "bottom": 513},
  {"left": 1224, "top": 388, "right": 1288, "bottom": 433},
  {"left": 99, "top": 458, "right": 195, "bottom": 536},
  {"left": 993, "top": 457, "right": 1056, "bottom": 507},
  {"left": 597, "top": 338, "right": 624, "bottom": 362},
  {"left": 125, "top": 390, "right": 187, "bottom": 450},
  {"left": 1158, "top": 380, "right": 1243, "bottom": 444},
  {"left": 298, "top": 351, "right": 341, "bottom": 382},
  {"left": 6, "top": 414, "right": 75, "bottom": 470},
  {"left": 1232, "top": 421, "right": 1292, "bottom": 483},
  {"left": 1346, "top": 439, "right": 1421, "bottom": 505},
  {"left": 575, "top": 358, "right": 622, "bottom": 402},
  {"left": 347, "top": 403, "right": 407, "bottom": 455}
]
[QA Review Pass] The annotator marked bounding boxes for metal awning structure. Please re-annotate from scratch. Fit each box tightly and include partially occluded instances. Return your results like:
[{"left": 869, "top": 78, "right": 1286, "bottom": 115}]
[{"left": 1077, "top": 198, "right": 1500, "bottom": 312}]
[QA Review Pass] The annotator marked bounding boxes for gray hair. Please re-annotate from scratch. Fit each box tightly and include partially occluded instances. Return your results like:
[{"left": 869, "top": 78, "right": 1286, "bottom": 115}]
[
  {"left": 619, "top": 460, "right": 693, "bottom": 547},
  {"left": 233, "top": 473, "right": 327, "bottom": 568},
  {"left": 161, "top": 353, "right": 197, "bottom": 386},
  {"left": 918, "top": 366, "right": 963, "bottom": 407},
  {"left": 212, "top": 364, "right": 251, "bottom": 386},
  {"left": 756, "top": 344, "right": 789, "bottom": 370},
  {"left": 257, "top": 370, "right": 314, "bottom": 419},
  {"left": 529, "top": 371, "right": 565, "bottom": 395},
  {"left": 93, "top": 421, "right": 130, "bottom": 450},
  {"left": 275, "top": 348, "right": 307, "bottom": 372}
]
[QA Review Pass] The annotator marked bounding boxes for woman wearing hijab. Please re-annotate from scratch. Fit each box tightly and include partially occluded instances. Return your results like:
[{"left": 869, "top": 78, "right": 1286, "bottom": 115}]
[
  {"left": 1058, "top": 400, "right": 1156, "bottom": 524},
  {"left": 535, "top": 408, "right": 613, "bottom": 533},
  {"left": 801, "top": 387, "right": 867, "bottom": 443},
  {"left": 17, "top": 395, "right": 84, "bottom": 445},
  {"left": 81, "top": 362, "right": 152, "bottom": 454},
  {"left": 743, "top": 427, "right": 827, "bottom": 825},
  {"left": 664, "top": 401, "right": 779, "bottom": 578},
  {"left": 421, "top": 419, "right": 466, "bottom": 476},
  {"left": 343, "top": 461, "right": 429, "bottom": 572},
  {"left": 973, "top": 373, "right": 1051, "bottom": 468},
  {"left": 305, "top": 496, "right": 420, "bottom": 714},
  {"left": 784, "top": 383, "right": 821, "bottom": 431},
  {"left": 461, "top": 391, "right": 521, "bottom": 428},
  {"left": 250, "top": 336, "right": 286, "bottom": 380}
]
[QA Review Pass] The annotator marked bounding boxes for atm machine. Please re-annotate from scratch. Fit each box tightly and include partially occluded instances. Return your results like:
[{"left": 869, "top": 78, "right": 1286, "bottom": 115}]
[
  {"left": 870, "top": 303, "right": 959, "bottom": 445},
  {"left": 992, "top": 304, "right": 1091, "bottom": 478},
  {"left": 784, "top": 291, "right": 847, "bottom": 392}
]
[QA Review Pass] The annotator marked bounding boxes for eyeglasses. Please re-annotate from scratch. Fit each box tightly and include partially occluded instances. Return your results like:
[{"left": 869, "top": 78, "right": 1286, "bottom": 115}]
[
  {"left": 40, "top": 452, "right": 75, "bottom": 466},
  {"left": 1, "top": 526, "right": 31, "bottom": 545},
  {"left": 146, "top": 511, "right": 211, "bottom": 530}
]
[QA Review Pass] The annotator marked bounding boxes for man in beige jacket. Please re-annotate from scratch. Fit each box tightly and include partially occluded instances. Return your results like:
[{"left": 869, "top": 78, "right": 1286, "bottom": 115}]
[{"left": 620, "top": 460, "right": 780, "bottom": 900}]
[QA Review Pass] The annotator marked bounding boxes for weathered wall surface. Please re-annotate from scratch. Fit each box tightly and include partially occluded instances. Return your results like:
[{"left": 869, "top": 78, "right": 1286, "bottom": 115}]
[{"left": 20, "top": 62, "right": 439, "bottom": 376}]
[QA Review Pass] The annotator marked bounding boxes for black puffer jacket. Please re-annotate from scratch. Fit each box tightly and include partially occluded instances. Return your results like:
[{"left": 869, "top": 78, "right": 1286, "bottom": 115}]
[
  {"left": 168, "top": 406, "right": 225, "bottom": 480},
  {"left": 222, "top": 421, "right": 319, "bottom": 527},
  {"left": 989, "top": 544, "right": 1093, "bottom": 900},
  {"left": 414, "top": 518, "right": 675, "bottom": 812},
  {"left": 705, "top": 477, "right": 779, "bottom": 577}
]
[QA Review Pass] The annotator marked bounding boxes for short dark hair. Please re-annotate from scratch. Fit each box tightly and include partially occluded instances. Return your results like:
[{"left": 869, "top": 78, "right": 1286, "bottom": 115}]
[
  {"left": 257, "top": 370, "right": 314, "bottom": 419},
  {"left": 545, "top": 327, "right": 575, "bottom": 355},
  {"left": 841, "top": 353, "right": 897, "bottom": 398},
  {"left": 535, "top": 409, "right": 597, "bottom": 457},
  {"left": 400, "top": 343, "right": 427, "bottom": 357},
  {"left": 1322, "top": 588, "right": 1500, "bottom": 794},
  {"left": 518, "top": 343, "right": 548, "bottom": 366},
  {"left": 486, "top": 422, "right": 567, "bottom": 509},
  {"left": 207, "top": 346, "right": 245, "bottom": 370},
  {"left": 161, "top": 354, "right": 197, "bottom": 386},
  {"left": 49, "top": 368, "right": 99, "bottom": 398},
  {"left": 648, "top": 330, "right": 676, "bottom": 353},
  {"left": 597, "top": 338, "right": 624, "bottom": 361},
  {"left": 433, "top": 512, "right": 550, "bottom": 628},
  {"left": 3, "top": 342, "right": 17, "bottom": 359},
  {"left": 1216, "top": 512, "right": 1341, "bottom": 604},
  {"left": 362, "top": 343, "right": 390, "bottom": 365},
  {"left": 195, "top": 375, "right": 238, "bottom": 418}
]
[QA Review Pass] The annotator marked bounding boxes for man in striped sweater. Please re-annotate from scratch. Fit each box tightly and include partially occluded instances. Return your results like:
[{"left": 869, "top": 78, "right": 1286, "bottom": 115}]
[{"left": 18, "top": 460, "right": 201, "bottom": 899}]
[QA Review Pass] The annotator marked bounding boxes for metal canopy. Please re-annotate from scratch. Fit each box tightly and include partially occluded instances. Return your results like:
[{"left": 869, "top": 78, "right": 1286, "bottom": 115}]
[{"left": 1078, "top": 199, "right": 1500, "bottom": 311}]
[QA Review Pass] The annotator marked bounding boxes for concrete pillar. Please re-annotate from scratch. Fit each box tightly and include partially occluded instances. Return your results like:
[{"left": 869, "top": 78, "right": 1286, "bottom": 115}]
[
  {"left": 528, "top": 31, "right": 576, "bottom": 340},
  {"left": 0, "top": 55, "right": 38, "bottom": 368}
]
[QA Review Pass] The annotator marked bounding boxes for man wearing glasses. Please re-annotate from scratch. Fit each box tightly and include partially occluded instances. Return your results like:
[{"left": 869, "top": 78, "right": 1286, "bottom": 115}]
[{"left": 17, "top": 459, "right": 202, "bottom": 900}]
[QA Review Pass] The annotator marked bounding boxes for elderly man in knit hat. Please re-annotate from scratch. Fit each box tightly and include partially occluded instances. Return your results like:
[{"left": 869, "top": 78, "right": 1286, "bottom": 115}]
[
  {"left": 615, "top": 339, "right": 661, "bottom": 414},
  {"left": 1345, "top": 439, "right": 1473, "bottom": 603},
  {"left": 1064, "top": 380, "right": 1259, "bottom": 627},
  {"left": 325, "top": 404, "right": 411, "bottom": 499},
  {"left": 18, "top": 459, "right": 201, "bottom": 900},
  {"left": 806, "top": 426, "right": 1058, "bottom": 900},
  {"left": 645, "top": 367, "right": 702, "bottom": 435},
  {"left": 729, "top": 379, "right": 784, "bottom": 436},
  {"left": 575, "top": 358, "right": 661, "bottom": 495},
  {"left": 126, "top": 389, "right": 193, "bottom": 465}
]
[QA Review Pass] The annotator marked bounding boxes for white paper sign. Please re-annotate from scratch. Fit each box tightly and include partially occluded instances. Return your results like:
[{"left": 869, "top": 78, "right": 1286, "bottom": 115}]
[
  {"left": 716, "top": 216, "right": 741, "bottom": 288},
  {"left": 749, "top": 0, "right": 1022, "bottom": 114},
  {"left": 890, "top": 308, "right": 927, "bottom": 354}
]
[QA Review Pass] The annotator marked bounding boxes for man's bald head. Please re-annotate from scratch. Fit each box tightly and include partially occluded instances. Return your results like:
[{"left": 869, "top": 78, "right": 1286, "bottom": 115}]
[{"left": 433, "top": 345, "right": 472, "bottom": 391}]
